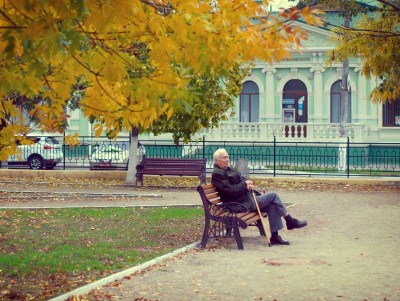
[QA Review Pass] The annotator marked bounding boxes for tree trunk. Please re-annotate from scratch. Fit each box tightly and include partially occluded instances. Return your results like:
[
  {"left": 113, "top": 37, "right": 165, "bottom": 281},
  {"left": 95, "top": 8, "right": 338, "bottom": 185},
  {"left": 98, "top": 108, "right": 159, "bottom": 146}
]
[
  {"left": 125, "top": 126, "right": 139, "bottom": 184},
  {"left": 340, "top": 59, "right": 349, "bottom": 137},
  {"left": 340, "top": 15, "right": 350, "bottom": 138}
]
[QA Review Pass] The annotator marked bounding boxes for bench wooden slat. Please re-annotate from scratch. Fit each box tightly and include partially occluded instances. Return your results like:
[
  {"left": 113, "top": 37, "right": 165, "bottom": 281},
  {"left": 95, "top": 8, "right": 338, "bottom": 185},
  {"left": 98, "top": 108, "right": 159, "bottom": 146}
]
[
  {"left": 206, "top": 191, "right": 219, "bottom": 197},
  {"left": 237, "top": 211, "right": 268, "bottom": 220},
  {"left": 139, "top": 170, "right": 202, "bottom": 175},
  {"left": 142, "top": 165, "right": 204, "bottom": 169},
  {"left": 209, "top": 199, "right": 222, "bottom": 205},
  {"left": 141, "top": 164, "right": 204, "bottom": 168},
  {"left": 244, "top": 214, "right": 266, "bottom": 225},
  {"left": 202, "top": 183, "right": 216, "bottom": 189},
  {"left": 205, "top": 192, "right": 219, "bottom": 200},
  {"left": 236, "top": 212, "right": 258, "bottom": 219}
]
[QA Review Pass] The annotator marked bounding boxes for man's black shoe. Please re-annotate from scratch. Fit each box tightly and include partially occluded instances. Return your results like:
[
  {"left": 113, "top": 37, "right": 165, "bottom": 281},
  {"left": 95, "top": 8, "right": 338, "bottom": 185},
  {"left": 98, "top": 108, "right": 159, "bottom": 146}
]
[
  {"left": 270, "top": 235, "right": 290, "bottom": 245},
  {"left": 287, "top": 218, "right": 308, "bottom": 230}
]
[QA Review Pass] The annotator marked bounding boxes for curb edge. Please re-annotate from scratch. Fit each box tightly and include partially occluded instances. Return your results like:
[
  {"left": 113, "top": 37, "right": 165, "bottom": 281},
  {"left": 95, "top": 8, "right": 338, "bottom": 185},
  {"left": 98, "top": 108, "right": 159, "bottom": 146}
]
[{"left": 48, "top": 241, "right": 201, "bottom": 301}]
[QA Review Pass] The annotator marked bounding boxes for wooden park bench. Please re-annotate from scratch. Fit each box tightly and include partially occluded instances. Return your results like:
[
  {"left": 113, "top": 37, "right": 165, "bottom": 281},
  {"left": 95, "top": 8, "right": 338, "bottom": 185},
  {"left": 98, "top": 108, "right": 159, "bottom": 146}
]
[
  {"left": 136, "top": 158, "right": 207, "bottom": 186},
  {"left": 196, "top": 183, "right": 270, "bottom": 250}
]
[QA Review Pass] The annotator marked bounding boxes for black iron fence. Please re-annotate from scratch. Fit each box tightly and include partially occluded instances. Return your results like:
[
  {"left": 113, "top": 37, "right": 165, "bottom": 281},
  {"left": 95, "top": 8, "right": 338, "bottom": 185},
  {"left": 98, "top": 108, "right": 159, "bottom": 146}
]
[{"left": 3, "top": 135, "right": 400, "bottom": 178}]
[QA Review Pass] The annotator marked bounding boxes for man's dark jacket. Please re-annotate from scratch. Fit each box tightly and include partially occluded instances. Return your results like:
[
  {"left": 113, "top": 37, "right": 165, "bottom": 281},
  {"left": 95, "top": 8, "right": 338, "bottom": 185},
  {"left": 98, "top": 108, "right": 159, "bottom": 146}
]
[{"left": 211, "top": 164, "right": 257, "bottom": 211}]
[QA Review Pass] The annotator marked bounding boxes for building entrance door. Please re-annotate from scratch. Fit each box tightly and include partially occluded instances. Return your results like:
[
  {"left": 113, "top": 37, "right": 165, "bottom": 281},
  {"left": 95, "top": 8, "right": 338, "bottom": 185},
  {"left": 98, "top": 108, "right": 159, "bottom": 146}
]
[{"left": 282, "top": 80, "right": 308, "bottom": 137}]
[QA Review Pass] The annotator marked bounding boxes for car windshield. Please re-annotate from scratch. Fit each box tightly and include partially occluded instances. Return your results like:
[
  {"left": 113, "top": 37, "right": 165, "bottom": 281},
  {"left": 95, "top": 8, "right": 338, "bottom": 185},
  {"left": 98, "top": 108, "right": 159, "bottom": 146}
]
[
  {"left": 44, "top": 137, "right": 60, "bottom": 144},
  {"left": 25, "top": 136, "right": 59, "bottom": 144},
  {"left": 98, "top": 143, "right": 129, "bottom": 152}
]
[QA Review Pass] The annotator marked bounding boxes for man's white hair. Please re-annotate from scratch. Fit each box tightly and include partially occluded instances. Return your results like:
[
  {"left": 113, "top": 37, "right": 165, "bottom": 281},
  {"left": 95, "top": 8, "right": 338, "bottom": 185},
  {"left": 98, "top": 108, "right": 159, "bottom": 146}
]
[{"left": 213, "top": 148, "right": 227, "bottom": 162}]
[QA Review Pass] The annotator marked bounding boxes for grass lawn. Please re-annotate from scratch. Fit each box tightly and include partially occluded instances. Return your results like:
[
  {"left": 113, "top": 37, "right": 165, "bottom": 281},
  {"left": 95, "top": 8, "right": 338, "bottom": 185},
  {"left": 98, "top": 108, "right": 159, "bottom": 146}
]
[{"left": 0, "top": 207, "right": 204, "bottom": 301}]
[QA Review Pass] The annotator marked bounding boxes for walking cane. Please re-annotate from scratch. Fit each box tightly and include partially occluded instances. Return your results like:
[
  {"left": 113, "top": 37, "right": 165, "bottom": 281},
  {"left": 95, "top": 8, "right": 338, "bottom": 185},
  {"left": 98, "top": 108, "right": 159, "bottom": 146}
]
[{"left": 251, "top": 191, "right": 271, "bottom": 247}]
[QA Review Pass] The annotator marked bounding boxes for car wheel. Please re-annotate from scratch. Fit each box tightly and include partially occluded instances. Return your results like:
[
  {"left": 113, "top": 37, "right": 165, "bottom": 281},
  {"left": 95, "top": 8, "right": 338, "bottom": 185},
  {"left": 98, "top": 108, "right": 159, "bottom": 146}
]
[{"left": 28, "top": 155, "right": 44, "bottom": 170}]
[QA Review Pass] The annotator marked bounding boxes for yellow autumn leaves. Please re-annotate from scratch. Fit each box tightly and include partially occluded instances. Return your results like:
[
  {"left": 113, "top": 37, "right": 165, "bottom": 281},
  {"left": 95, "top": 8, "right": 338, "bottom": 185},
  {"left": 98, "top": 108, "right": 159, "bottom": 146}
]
[{"left": 0, "top": 0, "right": 321, "bottom": 159}]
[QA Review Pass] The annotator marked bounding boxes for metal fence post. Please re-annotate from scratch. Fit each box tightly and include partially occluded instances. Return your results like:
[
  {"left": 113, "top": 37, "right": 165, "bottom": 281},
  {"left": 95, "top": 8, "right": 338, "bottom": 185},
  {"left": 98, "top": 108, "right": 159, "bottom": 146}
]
[
  {"left": 63, "top": 132, "right": 66, "bottom": 170},
  {"left": 203, "top": 135, "right": 205, "bottom": 160},
  {"left": 273, "top": 136, "right": 276, "bottom": 177},
  {"left": 347, "top": 137, "right": 350, "bottom": 178}
]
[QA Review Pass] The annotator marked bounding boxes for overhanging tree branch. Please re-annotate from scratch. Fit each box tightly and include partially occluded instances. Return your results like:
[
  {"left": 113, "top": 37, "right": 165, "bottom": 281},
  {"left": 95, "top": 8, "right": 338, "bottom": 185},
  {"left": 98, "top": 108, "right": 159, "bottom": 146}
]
[{"left": 377, "top": 0, "right": 400, "bottom": 11}]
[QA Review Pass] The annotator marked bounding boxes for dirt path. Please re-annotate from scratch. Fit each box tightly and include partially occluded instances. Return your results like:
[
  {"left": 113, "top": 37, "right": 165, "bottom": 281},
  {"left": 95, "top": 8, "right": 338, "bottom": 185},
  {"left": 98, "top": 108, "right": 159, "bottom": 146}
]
[{"left": 76, "top": 189, "right": 400, "bottom": 301}]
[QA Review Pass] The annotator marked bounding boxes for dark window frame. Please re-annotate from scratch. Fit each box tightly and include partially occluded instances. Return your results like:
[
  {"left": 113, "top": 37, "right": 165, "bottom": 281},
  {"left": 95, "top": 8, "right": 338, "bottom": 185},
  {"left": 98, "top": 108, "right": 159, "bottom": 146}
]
[
  {"left": 239, "top": 81, "right": 259, "bottom": 123},
  {"left": 382, "top": 99, "right": 400, "bottom": 127}
]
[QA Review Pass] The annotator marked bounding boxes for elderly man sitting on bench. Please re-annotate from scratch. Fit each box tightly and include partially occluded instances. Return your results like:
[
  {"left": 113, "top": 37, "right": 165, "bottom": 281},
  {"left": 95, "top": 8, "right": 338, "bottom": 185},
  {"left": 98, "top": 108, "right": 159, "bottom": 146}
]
[{"left": 211, "top": 148, "right": 308, "bottom": 245}]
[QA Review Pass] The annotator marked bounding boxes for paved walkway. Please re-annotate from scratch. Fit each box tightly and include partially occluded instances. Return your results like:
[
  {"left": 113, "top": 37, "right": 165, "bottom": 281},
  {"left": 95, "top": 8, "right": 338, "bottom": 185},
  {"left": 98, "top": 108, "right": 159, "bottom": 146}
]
[{"left": 1, "top": 172, "right": 400, "bottom": 301}]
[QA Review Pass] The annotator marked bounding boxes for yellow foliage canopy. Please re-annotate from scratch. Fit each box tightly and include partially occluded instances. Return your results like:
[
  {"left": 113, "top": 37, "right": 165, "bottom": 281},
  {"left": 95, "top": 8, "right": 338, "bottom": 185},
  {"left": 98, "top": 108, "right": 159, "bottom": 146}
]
[{"left": 0, "top": 0, "right": 321, "bottom": 158}]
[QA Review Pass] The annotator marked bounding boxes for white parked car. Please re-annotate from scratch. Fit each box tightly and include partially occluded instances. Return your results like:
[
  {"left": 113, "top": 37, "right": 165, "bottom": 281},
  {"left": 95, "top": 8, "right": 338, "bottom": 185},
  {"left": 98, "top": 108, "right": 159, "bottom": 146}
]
[
  {"left": 89, "top": 141, "right": 145, "bottom": 170},
  {"left": 7, "top": 136, "right": 64, "bottom": 170}
]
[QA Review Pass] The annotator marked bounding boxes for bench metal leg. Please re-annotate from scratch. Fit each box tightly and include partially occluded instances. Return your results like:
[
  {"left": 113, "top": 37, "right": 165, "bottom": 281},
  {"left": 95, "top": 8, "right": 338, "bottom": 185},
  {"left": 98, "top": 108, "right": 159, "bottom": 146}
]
[
  {"left": 200, "top": 235, "right": 208, "bottom": 249},
  {"left": 199, "top": 174, "right": 206, "bottom": 185},
  {"left": 135, "top": 174, "right": 144, "bottom": 187},
  {"left": 225, "top": 226, "right": 233, "bottom": 237},
  {"left": 233, "top": 225, "right": 244, "bottom": 250},
  {"left": 200, "top": 216, "right": 211, "bottom": 248}
]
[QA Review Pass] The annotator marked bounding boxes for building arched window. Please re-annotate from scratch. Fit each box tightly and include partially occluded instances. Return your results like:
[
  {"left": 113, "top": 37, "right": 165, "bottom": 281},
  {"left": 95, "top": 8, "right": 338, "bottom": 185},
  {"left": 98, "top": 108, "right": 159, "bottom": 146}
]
[
  {"left": 383, "top": 98, "right": 400, "bottom": 126},
  {"left": 239, "top": 81, "right": 259, "bottom": 122},
  {"left": 330, "top": 80, "right": 352, "bottom": 123},
  {"left": 282, "top": 80, "right": 308, "bottom": 123}
]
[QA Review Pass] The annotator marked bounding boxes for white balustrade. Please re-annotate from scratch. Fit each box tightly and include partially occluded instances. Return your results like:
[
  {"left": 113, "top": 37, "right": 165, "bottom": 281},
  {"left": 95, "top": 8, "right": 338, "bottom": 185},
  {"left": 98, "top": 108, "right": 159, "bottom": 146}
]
[{"left": 199, "top": 122, "right": 367, "bottom": 142}]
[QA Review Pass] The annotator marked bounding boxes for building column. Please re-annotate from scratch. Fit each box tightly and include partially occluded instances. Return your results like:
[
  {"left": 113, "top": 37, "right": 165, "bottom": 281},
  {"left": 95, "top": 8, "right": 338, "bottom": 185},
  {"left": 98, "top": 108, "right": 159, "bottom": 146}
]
[
  {"left": 262, "top": 66, "right": 276, "bottom": 122},
  {"left": 355, "top": 66, "right": 367, "bottom": 122},
  {"left": 310, "top": 66, "right": 325, "bottom": 123}
]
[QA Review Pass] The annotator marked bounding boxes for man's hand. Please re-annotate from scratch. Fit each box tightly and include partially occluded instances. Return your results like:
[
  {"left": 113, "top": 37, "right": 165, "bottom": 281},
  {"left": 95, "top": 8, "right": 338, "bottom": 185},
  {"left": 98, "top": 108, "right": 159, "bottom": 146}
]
[{"left": 245, "top": 180, "right": 254, "bottom": 190}]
